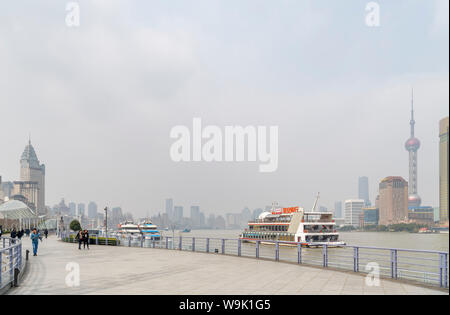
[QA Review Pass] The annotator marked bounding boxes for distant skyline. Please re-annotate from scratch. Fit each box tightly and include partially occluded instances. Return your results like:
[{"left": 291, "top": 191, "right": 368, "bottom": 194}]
[{"left": 0, "top": 1, "right": 448, "bottom": 218}]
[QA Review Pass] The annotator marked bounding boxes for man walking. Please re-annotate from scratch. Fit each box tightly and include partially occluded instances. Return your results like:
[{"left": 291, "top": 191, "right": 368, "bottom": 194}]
[
  {"left": 30, "top": 228, "right": 41, "bottom": 256},
  {"left": 44, "top": 229, "right": 49, "bottom": 239},
  {"left": 83, "top": 229, "right": 90, "bottom": 250},
  {"left": 75, "top": 230, "right": 83, "bottom": 250}
]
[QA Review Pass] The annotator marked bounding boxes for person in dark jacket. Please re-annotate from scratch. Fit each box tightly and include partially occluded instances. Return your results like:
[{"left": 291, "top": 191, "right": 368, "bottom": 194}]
[
  {"left": 83, "top": 230, "right": 90, "bottom": 250},
  {"left": 75, "top": 230, "right": 84, "bottom": 250},
  {"left": 44, "top": 229, "right": 49, "bottom": 239},
  {"left": 11, "top": 228, "right": 17, "bottom": 239}
]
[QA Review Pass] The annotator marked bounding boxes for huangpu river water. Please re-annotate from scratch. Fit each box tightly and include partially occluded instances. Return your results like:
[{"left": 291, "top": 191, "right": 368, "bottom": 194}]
[{"left": 161, "top": 229, "right": 449, "bottom": 252}]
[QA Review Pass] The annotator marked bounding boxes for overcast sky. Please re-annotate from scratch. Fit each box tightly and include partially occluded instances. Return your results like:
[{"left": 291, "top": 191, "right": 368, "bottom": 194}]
[{"left": 0, "top": 0, "right": 448, "bottom": 218}]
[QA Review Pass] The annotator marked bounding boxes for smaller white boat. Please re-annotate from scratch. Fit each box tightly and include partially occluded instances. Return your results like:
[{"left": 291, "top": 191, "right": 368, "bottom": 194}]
[{"left": 118, "top": 221, "right": 141, "bottom": 240}]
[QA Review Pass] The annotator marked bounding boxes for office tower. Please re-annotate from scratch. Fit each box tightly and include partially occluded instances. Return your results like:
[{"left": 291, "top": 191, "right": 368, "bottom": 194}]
[
  {"left": 439, "top": 117, "right": 449, "bottom": 224},
  {"left": 190, "top": 206, "right": 200, "bottom": 227},
  {"left": 88, "top": 201, "right": 98, "bottom": 219},
  {"left": 358, "top": 176, "right": 370, "bottom": 206},
  {"left": 334, "top": 201, "right": 343, "bottom": 218},
  {"left": 405, "top": 91, "right": 421, "bottom": 207},
  {"left": 379, "top": 176, "right": 408, "bottom": 225},
  {"left": 344, "top": 199, "right": 365, "bottom": 227},
  {"left": 77, "top": 203, "right": 85, "bottom": 216},
  {"left": 68, "top": 202, "right": 76, "bottom": 216},
  {"left": 362, "top": 207, "right": 379, "bottom": 226},
  {"left": 174, "top": 206, "right": 183, "bottom": 222},
  {"left": 13, "top": 140, "right": 46, "bottom": 214},
  {"left": 165, "top": 198, "right": 173, "bottom": 221}
]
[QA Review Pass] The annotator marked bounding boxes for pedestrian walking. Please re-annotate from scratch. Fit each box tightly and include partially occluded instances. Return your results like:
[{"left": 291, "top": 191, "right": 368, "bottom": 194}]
[
  {"left": 25, "top": 229, "right": 30, "bottom": 237},
  {"left": 18, "top": 229, "right": 24, "bottom": 240},
  {"left": 75, "top": 230, "right": 83, "bottom": 250},
  {"left": 30, "top": 228, "right": 42, "bottom": 256},
  {"left": 44, "top": 229, "right": 49, "bottom": 239},
  {"left": 83, "top": 229, "right": 90, "bottom": 250}
]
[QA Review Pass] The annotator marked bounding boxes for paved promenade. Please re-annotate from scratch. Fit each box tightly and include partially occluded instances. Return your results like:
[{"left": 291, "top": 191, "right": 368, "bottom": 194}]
[{"left": 7, "top": 236, "right": 448, "bottom": 295}]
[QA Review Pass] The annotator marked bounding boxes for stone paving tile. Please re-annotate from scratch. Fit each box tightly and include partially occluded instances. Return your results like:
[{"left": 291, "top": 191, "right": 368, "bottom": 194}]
[{"left": 7, "top": 236, "right": 448, "bottom": 295}]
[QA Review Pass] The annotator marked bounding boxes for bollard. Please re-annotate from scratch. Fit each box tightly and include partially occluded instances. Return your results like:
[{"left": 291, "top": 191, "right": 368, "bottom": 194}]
[{"left": 13, "top": 268, "right": 20, "bottom": 287}]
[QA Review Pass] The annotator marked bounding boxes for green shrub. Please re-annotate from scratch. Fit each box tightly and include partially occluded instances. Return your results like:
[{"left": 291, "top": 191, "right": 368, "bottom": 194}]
[{"left": 69, "top": 220, "right": 82, "bottom": 231}]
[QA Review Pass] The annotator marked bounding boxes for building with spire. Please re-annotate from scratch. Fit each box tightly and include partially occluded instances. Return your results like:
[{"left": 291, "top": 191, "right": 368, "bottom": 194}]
[
  {"left": 405, "top": 90, "right": 421, "bottom": 208},
  {"left": 12, "top": 139, "right": 46, "bottom": 215}
]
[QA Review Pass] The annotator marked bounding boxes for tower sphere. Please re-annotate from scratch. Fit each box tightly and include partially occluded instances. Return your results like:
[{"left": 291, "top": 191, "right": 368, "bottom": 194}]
[{"left": 405, "top": 137, "right": 421, "bottom": 151}]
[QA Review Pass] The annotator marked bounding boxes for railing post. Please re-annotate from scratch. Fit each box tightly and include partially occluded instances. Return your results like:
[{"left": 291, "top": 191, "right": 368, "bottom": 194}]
[
  {"left": 238, "top": 239, "right": 241, "bottom": 257},
  {"left": 353, "top": 247, "right": 359, "bottom": 272},
  {"left": 192, "top": 238, "right": 195, "bottom": 252},
  {"left": 275, "top": 242, "right": 279, "bottom": 261},
  {"left": 128, "top": 236, "right": 131, "bottom": 247},
  {"left": 9, "top": 248, "right": 13, "bottom": 283},
  {"left": 206, "top": 238, "right": 210, "bottom": 253},
  {"left": 166, "top": 237, "right": 169, "bottom": 249},
  {"left": 222, "top": 239, "right": 225, "bottom": 254},
  {"left": 323, "top": 244, "right": 328, "bottom": 267},
  {"left": 297, "top": 243, "right": 302, "bottom": 264},
  {"left": 96, "top": 236, "right": 99, "bottom": 245},
  {"left": 439, "top": 253, "right": 448, "bottom": 288},
  {"left": 179, "top": 236, "right": 182, "bottom": 250},
  {"left": 391, "top": 249, "right": 398, "bottom": 279},
  {"left": 140, "top": 237, "right": 143, "bottom": 248},
  {"left": 256, "top": 240, "right": 260, "bottom": 259},
  {"left": 0, "top": 251, "right": 2, "bottom": 287}
]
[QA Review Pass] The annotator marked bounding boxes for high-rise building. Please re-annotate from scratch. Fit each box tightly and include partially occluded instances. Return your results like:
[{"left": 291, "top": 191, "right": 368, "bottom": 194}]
[
  {"left": 77, "top": 203, "right": 85, "bottom": 216},
  {"left": 344, "top": 199, "right": 365, "bottom": 227},
  {"left": 378, "top": 176, "right": 408, "bottom": 225},
  {"left": 174, "top": 206, "right": 183, "bottom": 222},
  {"left": 165, "top": 198, "right": 173, "bottom": 221},
  {"left": 358, "top": 176, "right": 370, "bottom": 206},
  {"left": 190, "top": 206, "right": 200, "bottom": 227},
  {"left": 68, "top": 202, "right": 76, "bottom": 216},
  {"left": 405, "top": 91, "right": 421, "bottom": 208},
  {"left": 13, "top": 140, "right": 46, "bottom": 214},
  {"left": 439, "top": 117, "right": 449, "bottom": 224},
  {"left": 88, "top": 201, "right": 98, "bottom": 219},
  {"left": 334, "top": 201, "right": 343, "bottom": 218},
  {"left": 362, "top": 207, "right": 379, "bottom": 226}
]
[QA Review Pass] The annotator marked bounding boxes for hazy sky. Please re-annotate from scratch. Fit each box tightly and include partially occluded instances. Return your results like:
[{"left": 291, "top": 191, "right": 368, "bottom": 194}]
[{"left": 0, "top": 0, "right": 448, "bottom": 218}]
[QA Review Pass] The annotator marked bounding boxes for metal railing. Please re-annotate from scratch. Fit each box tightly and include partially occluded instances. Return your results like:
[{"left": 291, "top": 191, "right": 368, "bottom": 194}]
[
  {"left": 0, "top": 237, "right": 23, "bottom": 290},
  {"left": 59, "top": 232, "right": 449, "bottom": 289}
]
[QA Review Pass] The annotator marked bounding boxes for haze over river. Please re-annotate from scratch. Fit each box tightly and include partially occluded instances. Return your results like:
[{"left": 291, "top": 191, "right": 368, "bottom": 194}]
[{"left": 162, "top": 230, "right": 449, "bottom": 252}]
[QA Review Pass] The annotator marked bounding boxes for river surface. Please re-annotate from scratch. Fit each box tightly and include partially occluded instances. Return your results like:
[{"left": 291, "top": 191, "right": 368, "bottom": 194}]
[{"left": 161, "top": 229, "right": 449, "bottom": 252}]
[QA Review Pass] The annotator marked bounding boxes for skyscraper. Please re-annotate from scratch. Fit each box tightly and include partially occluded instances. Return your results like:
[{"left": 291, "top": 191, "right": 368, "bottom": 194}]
[
  {"left": 405, "top": 91, "right": 421, "bottom": 207},
  {"left": 344, "top": 199, "right": 365, "bottom": 227},
  {"left": 378, "top": 176, "right": 408, "bottom": 225},
  {"left": 165, "top": 198, "right": 173, "bottom": 221},
  {"left": 358, "top": 176, "right": 370, "bottom": 206},
  {"left": 77, "top": 203, "right": 85, "bottom": 216},
  {"left": 334, "top": 201, "right": 343, "bottom": 218},
  {"left": 439, "top": 117, "right": 449, "bottom": 224},
  {"left": 88, "top": 201, "right": 98, "bottom": 219},
  {"left": 174, "top": 206, "right": 183, "bottom": 222},
  {"left": 14, "top": 140, "right": 46, "bottom": 214},
  {"left": 68, "top": 202, "right": 76, "bottom": 216}
]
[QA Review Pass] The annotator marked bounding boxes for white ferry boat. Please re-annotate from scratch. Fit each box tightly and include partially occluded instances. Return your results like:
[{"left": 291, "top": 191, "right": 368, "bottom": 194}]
[
  {"left": 240, "top": 195, "right": 345, "bottom": 248},
  {"left": 138, "top": 219, "right": 161, "bottom": 240},
  {"left": 118, "top": 221, "right": 141, "bottom": 240}
]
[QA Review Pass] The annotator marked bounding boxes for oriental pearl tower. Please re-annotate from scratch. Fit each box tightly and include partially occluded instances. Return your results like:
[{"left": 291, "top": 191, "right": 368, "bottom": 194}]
[{"left": 405, "top": 89, "right": 421, "bottom": 208}]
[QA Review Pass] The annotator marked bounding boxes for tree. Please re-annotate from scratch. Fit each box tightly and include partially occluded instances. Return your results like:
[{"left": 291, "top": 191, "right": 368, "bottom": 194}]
[{"left": 69, "top": 219, "right": 81, "bottom": 231}]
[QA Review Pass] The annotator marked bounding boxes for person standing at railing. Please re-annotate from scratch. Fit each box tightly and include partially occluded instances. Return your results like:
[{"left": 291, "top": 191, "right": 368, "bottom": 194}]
[
  {"left": 30, "top": 228, "right": 42, "bottom": 256},
  {"left": 11, "top": 228, "right": 17, "bottom": 239}
]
